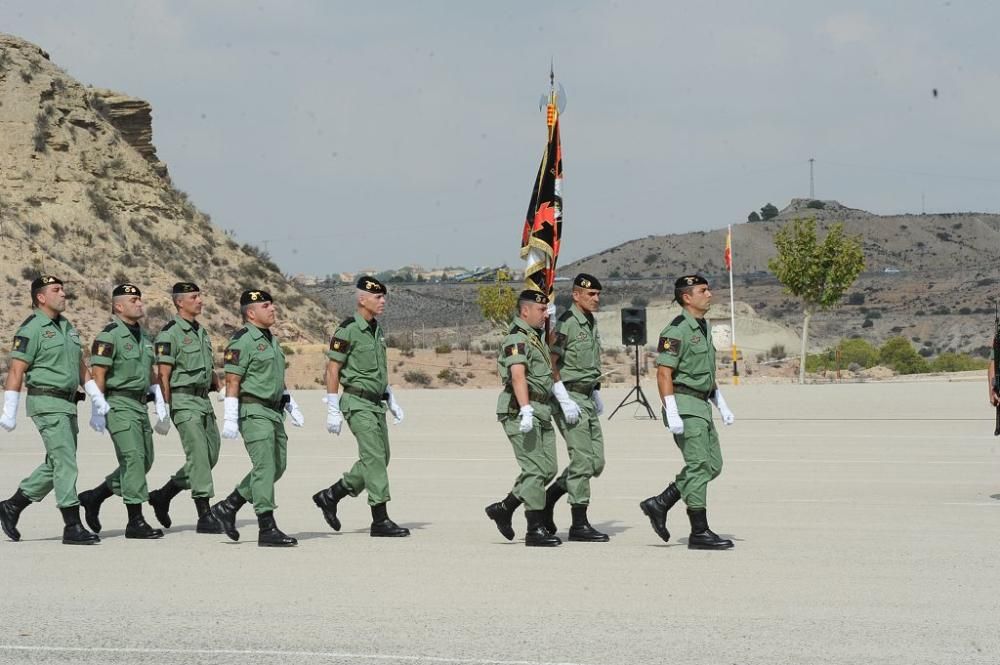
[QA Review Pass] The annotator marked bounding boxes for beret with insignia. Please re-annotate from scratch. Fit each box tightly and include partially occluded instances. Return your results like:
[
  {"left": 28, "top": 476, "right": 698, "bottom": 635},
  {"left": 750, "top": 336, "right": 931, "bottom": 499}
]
[
  {"left": 356, "top": 276, "right": 387, "bottom": 295},
  {"left": 30, "top": 275, "right": 63, "bottom": 295},
  {"left": 518, "top": 290, "right": 549, "bottom": 305},
  {"left": 573, "top": 273, "right": 602, "bottom": 290},
  {"left": 172, "top": 282, "right": 200, "bottom": 295},
  {"left": 112, "top": 284, "right": 142, "bottom": 298},
  {"left": 240, "top": 290, "right": 272, "bottom": 306},
  {"left": 674, "top": 274, "right": 708, "bottom": 290}
]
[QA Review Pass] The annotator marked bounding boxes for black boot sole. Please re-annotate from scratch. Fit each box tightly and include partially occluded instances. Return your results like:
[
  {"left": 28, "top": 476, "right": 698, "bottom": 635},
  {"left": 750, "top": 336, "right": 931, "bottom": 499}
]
[
  {"left": 639, "top": 500, "right": 671, "bottom": 543},
  {"left": 62, "top": 537, "right": 100, "bottom": 545},
  {"left": 210, "top": 507, "right": 240, "bottom": 541},
  {"left": 568, "top": 533, "right": 610, "bottom": 542},
  {"left": 525, "top": 539, "right": 562, "bottom": 547},
  {"left": 125, "top": 531, "right": 165, "bottom": 539},
  {"left": 258, "top": 541, "right": 298, "bottom": 547},
  {"left": 370, "top": 530, "right": 410, "bottom": 537},
  {"left": 0, "top": 520, "right": 20, "bottom": 542},
  {"left": 688, "top": 541, "right": 734, "bottom": 550}
]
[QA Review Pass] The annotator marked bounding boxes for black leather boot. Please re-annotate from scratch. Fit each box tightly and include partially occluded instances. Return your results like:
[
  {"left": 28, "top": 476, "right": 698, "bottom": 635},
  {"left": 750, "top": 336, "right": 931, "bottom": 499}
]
[
  {"left": 524, "top": 510, "right": 561, "bottom": 547},
  {"left": 687, "top": 508, "right": 734, "bottom": 550},
  {"left": 639, "top": 482, "right": 681, "bottom": 543},
  {"left": 210, "top": 490, "right": 247, "bottom": 542},
  {"left": 60, "top": 505, "right": 99, "bottom": 545},
  {"left": 369, "top": 502, "right": 410, "bottom": 537},
  {"left": 540, "top": 482, "right": 567, "bottom": 536},
  {"left": 125, "top": 503, "right": 164, "bottom": 539},
  {"left": 194, "top": 497, "right": 223, "bottom": 534},
  {"left": 257, "top": 511, "right": 297, "bottom": 547},
  {"left": 567, "top": 504, "right": 609, "bottom": 542},
  {"left": 312, "top": 479, "right": 350, "bottom": 531},
  {"left": 78, "top": 482, "right": 113, "bottom": 534},
  {"left": 484, "top": 493, "right": 520, "bottom": 541},
  {"left": 148, "top": 478, "right": 183, "bottom": 529},
  {"left": 0, "top": 489, "right": 32, "bottom": 541}
]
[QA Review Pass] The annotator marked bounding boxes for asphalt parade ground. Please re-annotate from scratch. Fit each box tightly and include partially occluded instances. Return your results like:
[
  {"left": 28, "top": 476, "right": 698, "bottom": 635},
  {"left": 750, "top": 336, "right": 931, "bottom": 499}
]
[{"left": 0, "top": 380, "right": 997, "bottom": 665}]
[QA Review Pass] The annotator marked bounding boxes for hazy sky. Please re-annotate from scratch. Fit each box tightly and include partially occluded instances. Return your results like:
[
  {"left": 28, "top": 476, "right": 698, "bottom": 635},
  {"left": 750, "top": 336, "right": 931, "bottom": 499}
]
[{"left": 5, "top": 1, "right": 1000, "bottom": 275}]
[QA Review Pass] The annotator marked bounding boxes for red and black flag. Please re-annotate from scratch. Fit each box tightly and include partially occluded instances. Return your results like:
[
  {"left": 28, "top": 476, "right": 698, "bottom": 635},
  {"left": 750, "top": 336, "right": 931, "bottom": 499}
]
[{"left": 520, "top": 88, "right": 563, "bottom": 297}]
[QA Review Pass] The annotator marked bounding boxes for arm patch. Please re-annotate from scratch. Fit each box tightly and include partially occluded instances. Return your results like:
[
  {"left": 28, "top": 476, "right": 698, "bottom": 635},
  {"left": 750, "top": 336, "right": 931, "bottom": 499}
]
[
  {"left": 503, "top": 342, "right": 526, "bottom": 357},
  {"left": 92, "top": 340, "right": 114, "bottom": 358},
  {"left": 12, "top": 336, "right": 29, "bottom": 353},
  {"left": 551, "top": 332, "right": 568, "bottom": 352},
  {"left": 223, "top": 348, "right": 241, "bottom": 364},
  {"left": 155, "top": 342, "right": 172, "bottom": 357},
  {"left": 330, "top": 337, "right": 352, "bottom": 353},
  {"left": 658, "top": 337, "right": 681, "bottom": 355}
]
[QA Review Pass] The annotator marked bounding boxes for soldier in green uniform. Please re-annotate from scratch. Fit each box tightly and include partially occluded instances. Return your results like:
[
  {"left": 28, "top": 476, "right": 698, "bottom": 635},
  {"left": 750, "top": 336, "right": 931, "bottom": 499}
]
[
  {"left": 78, "top": 284, "right": 164, "bottom": 539},
  {"left": 312, "top": 276, "right": 409, "bottom": 538},
  {"left": 210, "top": 289, "right": 304, "bottom": 547},
  {"left": 542, "top": 273, "right": 609, "bottom": 542},
  {"left": 146, "top": 282, "right": 223, "bottom": 534},
  {"left": 485, "top": 290, "right": 561, "bottom": 547},
  {"left": 640, "top": 274, "right": 736, "bottom": 550},
  {"left": 0, "top": 276, "right": 106, "bottom": 545}
]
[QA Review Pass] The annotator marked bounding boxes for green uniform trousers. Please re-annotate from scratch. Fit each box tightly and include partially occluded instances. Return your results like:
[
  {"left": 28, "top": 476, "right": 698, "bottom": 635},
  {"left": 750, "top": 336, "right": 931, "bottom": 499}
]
[
  {"left": 552, "top": 393, "right": 605, "bottom": 506},
  {"left": 501, "top": 414, "right": 557, "bottom": 511},
  {"left": 235, "top": 415, "right": 287, "bottom": 514},
  {"left": 169, "top": 410, "right": 221, "bottom": 499},
  {"left": 342, "top": 409, "right": 391, "bottom": 505},
  {"left": 19, "top": 414, "right": 80, "bottom": 508},
  {"left": 672, "top": 415, "right": 722, "bottom": 509},
  {"left": 105, "top": 409, "right": 155, "bottom": 505}
]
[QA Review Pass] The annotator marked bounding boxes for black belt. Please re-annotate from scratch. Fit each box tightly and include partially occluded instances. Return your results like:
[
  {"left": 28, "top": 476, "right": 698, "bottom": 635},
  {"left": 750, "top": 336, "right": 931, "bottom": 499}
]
[
  {"left": 563, "top": 381, "right": 600, "bottom": 395},
  {"left": 106, "top": 389, "right": 151, "bottom": 404},
  {"left": 172, "top": 385, "right": 210, "bottom": 398},
  {"left": 342, "top": 385, "right": 388, "bottom": 404},
  {"left": 503, "top": 385, "right": 551, "bottom": 412},
  {"left": 673, "top": 384, "right": 715, "bottom": 401},
  {"left": 241, "top": 394, "right": 289, "bottom": 412},
  {"left": 26, "top": 387, "right": 84, "bottom": 403}
]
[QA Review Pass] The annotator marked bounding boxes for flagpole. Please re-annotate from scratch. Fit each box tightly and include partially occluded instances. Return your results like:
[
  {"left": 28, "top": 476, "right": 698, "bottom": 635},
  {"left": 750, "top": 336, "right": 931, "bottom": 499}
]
[{"left": 727, "top": 224, "right": 739, "bottom": 385}]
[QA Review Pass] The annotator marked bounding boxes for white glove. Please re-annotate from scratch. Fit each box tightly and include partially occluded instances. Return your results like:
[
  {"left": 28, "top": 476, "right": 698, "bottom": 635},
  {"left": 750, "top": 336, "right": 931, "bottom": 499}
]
[
  {"left": 222, "top": 396, "right": 240, "bottom": 439},
  {"left": 151, "top": 385, "right": 168, "bottom": 420},
  {"left": 89, "top": 401, "right": 107, "bottom": 433},
  {"left": 546, "top": 303, "right": 556, "bottom": 320},
  {"left": 711, "top": 388, "right": 735, "bottom": 426},
  {"left": 551, "top": 381, "right": 581, "bottom": 424},
  {"left": 386, "top": 387, "right": 404, "bottom": 425},
  {"left": 518, "top": 404, "right": 535, "bottom": 434},
  {"left": 84, "top": 379, "right": 110, "bottom": 416},
  {"left": 0, "top": 390, "right": 20, "bottom": 432},
  {"left": 153, "top": 403, "right": 171, "bottom": 435},
  {"left": 663, "top": 394, "right": 684, "bottom": 435},
  {"left": 592, "top": 389, "right": 604, "bottom": 416},
  {"left": 324, "top": 393, "right": 343, "bottom": 435},
  {"left": 284, "top": 391, "right": 304, "bottom": 427}
]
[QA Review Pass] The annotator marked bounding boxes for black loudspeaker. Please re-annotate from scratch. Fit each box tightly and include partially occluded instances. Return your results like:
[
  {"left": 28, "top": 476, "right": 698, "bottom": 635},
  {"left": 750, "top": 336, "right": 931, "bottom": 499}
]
[{"left": 621, "top": 307, "right": 647, "bottom": 346}]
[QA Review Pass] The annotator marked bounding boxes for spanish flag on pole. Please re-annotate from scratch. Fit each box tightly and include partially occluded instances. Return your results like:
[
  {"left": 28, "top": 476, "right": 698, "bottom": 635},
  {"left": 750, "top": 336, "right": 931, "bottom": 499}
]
[
  {"left": 724, "top": 227, "right": 732, "bottom": 272},
  {"left": 726, "top": 224, "right": 739, "bottom": 384}
]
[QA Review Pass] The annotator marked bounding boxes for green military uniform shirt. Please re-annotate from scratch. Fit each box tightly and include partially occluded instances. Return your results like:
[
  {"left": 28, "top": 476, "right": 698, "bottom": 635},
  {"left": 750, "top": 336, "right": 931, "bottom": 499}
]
[
  {"left": 10, "top": 310, "right": 83, "bottom": 417},
  {"left": 496, "top": 317, "right": 553, "bottom": 420},
  {"left": 655, "top": 309, "right": 716, "bottom": 421},
  {"left": 90, "top": 317, "right": 154, "bottom": 413},
  {"left": 155, "top": 315, "right": 215, "bottom": 414},
  {"left": 224, "top": 324, "right": 286, "bottom": 422},
  {"left": 327, "top": 314, "right": 388, "bottom": 414},
  {"left": 551, "top": 303, "right": 602, "bottom": 388}
]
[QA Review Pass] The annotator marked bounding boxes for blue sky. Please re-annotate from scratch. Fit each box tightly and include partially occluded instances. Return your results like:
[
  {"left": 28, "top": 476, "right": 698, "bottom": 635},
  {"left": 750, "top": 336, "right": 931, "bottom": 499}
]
[{"left": 5, "top": 1, "right": 1000, "bottom": 274}]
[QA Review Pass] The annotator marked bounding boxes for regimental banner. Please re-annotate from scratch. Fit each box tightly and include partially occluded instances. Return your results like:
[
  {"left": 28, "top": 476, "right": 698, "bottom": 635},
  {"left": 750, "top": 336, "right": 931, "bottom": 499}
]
[{"left": 520, "top": 98, "right": 562, "bottom": 297}]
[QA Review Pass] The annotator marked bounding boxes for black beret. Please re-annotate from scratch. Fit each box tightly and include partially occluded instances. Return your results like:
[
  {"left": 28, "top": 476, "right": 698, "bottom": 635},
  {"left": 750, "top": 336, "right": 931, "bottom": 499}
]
[
  {"left": 674, "top": 274, "right": 709, "bottom": 290},
  {"left": 112, "top": 284, "right": 142, "bottom": 298},
  {"left": 573, "top": 273, "right": 602, "bottom": 290},
  {"left": 356, "top": 276, "right": 387, "bottom": 295},
  {"left": 240, "top": 290, "right": 273, "bottom": 306},
  {"left": 30, "top": 275, "right": 63, "bottom": 294},
  {"left": 518, "top": 289, "right": 549, "bottom": 305},
  {"left": 172, "top": 282, "right": 200, "bottom": 295}
]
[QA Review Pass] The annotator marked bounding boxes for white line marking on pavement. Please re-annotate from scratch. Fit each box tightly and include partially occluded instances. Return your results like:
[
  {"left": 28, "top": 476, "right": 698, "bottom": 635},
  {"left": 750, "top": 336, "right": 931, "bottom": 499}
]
[{"left": 0, "top": 645, "right": 590, "bottom": 665}]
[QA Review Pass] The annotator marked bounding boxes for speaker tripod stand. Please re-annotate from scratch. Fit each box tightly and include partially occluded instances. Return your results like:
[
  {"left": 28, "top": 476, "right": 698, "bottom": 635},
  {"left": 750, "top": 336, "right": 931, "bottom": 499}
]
[{"left": 608, "top": 344, "right": 657, "bottom": 420}]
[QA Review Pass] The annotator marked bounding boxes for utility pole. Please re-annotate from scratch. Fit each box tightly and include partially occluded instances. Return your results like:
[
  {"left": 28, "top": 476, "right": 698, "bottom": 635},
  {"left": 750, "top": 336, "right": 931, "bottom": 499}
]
[{"left": 808, "top": 158, "right": 815, "bottom": 198}]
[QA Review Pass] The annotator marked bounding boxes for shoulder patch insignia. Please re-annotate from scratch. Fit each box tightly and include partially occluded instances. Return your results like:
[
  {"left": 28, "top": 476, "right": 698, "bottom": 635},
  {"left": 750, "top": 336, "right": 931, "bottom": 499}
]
[
  {"left": 102, "top": 322, "right": 118, "bottom": 333},
  {"left": 658, "top": 337, "right": 681, "bottom": 355},
  {"left": 504, "top": 342, "right": 527, "bottom": 358},
  {"left": 12, "top": 336, "right": 28, "bottom": 353},
  {"left": 224, "top": 348, "right": 241, "bottom": 364},
  {"left": 330, "top": 337, "right": 352, "bottom": 353},
  {"left": 552, "top": 332, "right": 568, "bottom": 349},
  {"left": 669, "top": 315, "right": 685, "bottom": 327},
  {"left": 19, "top": 314, "right": 36, "bottom": 328},
  {"left": 161, "top": 320, "right": 177, "bottom": 332},
  {"left": 230, "top": 327, "right": 248, "bottom": 341},
  {"left": 92, "top": 340, "right": 114, "bottom": 358},
  {"left": 155, "top": 342, "right": 172, "bottom": 357}
]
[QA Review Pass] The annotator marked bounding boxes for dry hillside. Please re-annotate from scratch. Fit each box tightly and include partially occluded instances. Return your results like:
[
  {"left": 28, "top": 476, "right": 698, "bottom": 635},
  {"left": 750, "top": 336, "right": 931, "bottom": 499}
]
[{"left": 0, "top": 34, "right": 334, "bottom": 360}]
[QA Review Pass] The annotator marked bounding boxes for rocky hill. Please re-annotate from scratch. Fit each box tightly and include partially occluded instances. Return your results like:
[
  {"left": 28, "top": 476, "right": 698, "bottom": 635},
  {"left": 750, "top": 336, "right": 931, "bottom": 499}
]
[{"left": 0, "top": 34, "right": 333, "bottom": 359}]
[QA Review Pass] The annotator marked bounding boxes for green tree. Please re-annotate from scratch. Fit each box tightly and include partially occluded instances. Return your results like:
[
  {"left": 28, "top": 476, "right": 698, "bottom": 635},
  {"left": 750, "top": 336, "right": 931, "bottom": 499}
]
[
  {"left": 879, "top": 337, "right": 929, "bottom": 374},
  {"left": 476, "top": 278, "right": 518, "bottom": 331},
  {"left": 768, "top": 218, "right": 865, "bottom": 383},
  {"left": 747, "top": 211, "right": 762, "bottom": 223},
  {"left": 760, "top": 203, "right": 779, "bottom": 220}
]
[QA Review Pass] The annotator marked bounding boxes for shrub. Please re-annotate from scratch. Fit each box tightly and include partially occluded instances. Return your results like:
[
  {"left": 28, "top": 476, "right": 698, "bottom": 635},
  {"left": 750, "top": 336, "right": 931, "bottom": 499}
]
[
  {"left": 847, "top": 292, "right": 865, "bottom": 305},
  {"left": 769, "top": 344, "right": 786, "bottom": 360},
  {"left": 437, "top": 368, "right": 466, "bottom": 385},
  {"left": 643, "top": 252, "right": 658, "bottom": 265},
  {"left": 281, "top": 345, "right": 296, "bottom": 356},
  {"left": 403, "top": 370, "right": 432, "bottom": 386},
  {"left": 20, "top": 266, "right": 37, "bottom": 280},
  {"left": 434, "top": 344, "right": 452, "bottom": 355},
  {"left": 879, "top": 337, "right": 929, "bottom": 374},
  {"left": 929, "top": 353, "right": 987, "bottom": 372}
]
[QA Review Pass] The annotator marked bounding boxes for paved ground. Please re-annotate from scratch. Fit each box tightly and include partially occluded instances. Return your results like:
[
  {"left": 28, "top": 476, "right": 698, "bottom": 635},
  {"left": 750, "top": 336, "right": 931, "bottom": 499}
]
[{"left": 0, "top": 380, "right": 997, "bottom": 665}]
